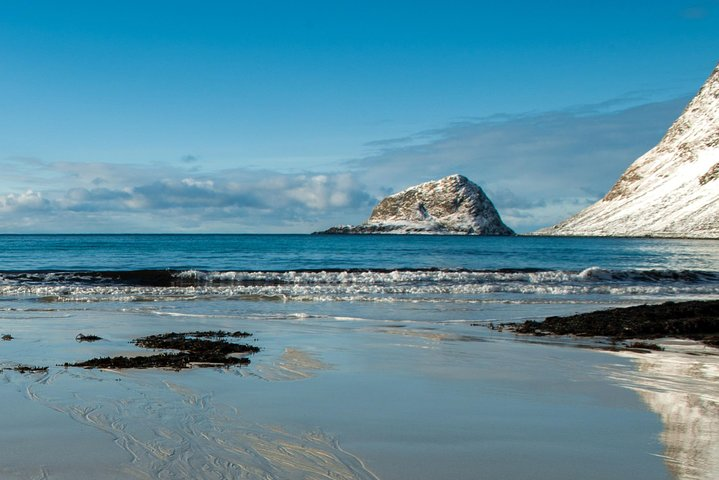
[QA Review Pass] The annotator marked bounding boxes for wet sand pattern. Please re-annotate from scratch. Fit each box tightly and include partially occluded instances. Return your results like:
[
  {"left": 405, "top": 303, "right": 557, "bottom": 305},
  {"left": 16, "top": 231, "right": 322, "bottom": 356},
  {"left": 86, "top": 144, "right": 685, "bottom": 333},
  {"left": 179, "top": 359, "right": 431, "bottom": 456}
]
[
  {"left": 12, "top": 370, "right": 377, "bottom": 480},
  {"left": 250, "top": 348, "right": 332, "bottom": 381},
  {"left": 14, "top": 368, "right": 380, "bottom": 480}
]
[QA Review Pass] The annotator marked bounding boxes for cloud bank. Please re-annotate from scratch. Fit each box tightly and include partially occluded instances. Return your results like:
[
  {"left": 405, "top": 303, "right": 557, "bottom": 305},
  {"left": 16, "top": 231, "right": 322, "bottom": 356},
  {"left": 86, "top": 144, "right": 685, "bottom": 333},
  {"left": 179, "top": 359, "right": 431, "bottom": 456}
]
[
  {"left": 0, "top": 163, "right": 374, "bottom": 232},
  {"left": 0, "top": 96, "right": 687, "bottom": 232}
]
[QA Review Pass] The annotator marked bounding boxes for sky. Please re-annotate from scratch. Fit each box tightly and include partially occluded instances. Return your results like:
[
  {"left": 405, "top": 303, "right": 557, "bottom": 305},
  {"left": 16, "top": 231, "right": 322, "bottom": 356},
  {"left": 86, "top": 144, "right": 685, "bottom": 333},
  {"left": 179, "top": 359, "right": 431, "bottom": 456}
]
[{"left": 1, "top": 1, "right": 718, "bottom": 233}]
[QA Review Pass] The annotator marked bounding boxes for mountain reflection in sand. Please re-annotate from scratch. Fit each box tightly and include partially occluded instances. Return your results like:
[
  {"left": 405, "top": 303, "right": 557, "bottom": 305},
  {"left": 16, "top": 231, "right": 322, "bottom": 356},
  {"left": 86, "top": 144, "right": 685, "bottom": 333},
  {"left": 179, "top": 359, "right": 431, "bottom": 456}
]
[{"left": 608, "top": 342, "right": 719, "bottom": 480}]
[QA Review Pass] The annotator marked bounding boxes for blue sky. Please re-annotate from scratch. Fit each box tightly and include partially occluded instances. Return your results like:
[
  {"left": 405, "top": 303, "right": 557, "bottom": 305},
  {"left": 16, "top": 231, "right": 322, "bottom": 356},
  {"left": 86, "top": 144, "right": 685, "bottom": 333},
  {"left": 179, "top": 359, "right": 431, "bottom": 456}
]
[{"left": 1, "top": 1, "right": 718, "bottom": 232}]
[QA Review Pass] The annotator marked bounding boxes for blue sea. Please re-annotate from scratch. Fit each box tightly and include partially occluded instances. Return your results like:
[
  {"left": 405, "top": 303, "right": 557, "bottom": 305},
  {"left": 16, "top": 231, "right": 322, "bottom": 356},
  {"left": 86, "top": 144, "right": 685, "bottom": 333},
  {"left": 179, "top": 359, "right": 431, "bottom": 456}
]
[
  {"left": 1, "top": 235, "right": 718, "bottom": 480},
  {"left": 1, "top": 234, "right": 719, "bottom": 304}
]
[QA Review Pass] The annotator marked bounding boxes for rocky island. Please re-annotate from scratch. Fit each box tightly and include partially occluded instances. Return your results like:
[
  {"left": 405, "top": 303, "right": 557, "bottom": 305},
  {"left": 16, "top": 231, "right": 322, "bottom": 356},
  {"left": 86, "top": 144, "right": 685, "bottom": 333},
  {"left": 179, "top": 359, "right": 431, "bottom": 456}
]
[{"left": 317, "top": 174, "right": 514, "bottom": 235}]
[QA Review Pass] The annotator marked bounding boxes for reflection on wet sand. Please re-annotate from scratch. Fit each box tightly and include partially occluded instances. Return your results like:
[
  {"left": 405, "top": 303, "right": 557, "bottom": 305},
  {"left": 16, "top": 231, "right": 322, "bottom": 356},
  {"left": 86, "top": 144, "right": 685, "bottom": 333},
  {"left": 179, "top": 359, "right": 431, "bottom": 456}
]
[
  {"left": 251, "top": 347, "right": 332, "bottom": 381},
  {"left": 608, "top": 342, "right": 719, "bottom": 480}
]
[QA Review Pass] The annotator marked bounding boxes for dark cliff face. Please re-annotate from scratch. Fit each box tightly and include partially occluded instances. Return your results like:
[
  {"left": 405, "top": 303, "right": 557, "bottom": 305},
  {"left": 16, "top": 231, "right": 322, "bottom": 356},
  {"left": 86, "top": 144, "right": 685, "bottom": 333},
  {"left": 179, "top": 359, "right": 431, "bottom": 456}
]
[{"left": 318, "top": 174, "right": 514, "bottom": 235}]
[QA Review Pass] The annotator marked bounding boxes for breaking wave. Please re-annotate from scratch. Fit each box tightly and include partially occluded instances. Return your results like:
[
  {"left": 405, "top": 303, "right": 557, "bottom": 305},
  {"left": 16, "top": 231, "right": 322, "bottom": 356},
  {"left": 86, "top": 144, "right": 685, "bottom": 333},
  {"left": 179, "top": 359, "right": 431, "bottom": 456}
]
[{"left": 1, "top": 267, "right": 718, "bottom": 303}]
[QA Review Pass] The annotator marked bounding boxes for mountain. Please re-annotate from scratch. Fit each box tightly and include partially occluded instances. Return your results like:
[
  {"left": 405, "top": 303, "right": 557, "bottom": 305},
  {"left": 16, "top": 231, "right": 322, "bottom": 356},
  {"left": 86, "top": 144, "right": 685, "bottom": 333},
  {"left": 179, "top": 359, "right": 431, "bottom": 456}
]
[
  {"left": 537, "top": 63, "right": 719, "bottom": 238},
  {"left": 317, "top": 174, "right": 514, "bottom": 235}
]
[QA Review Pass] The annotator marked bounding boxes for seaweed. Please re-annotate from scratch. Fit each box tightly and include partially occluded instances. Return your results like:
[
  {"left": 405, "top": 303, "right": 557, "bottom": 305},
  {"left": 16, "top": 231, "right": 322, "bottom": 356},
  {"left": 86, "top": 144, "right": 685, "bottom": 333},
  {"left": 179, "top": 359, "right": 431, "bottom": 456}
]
[
  {"left": 68, "top": 353, "right": 250, "bottom": 370},
  {"left": 625, "top": 341, "right": 664, "bottom": 352},
  {"left": 76, "top": 333, "right": 103, "bottom": 342},
  {"left": 512, "top": 300, "right": 719, "bottom": 347},
  {"left": 67, "top": 330, "right": 259, "bottom": 370},
  {"left": 5, "top": 365, "right": 48, "bottom": 374}
]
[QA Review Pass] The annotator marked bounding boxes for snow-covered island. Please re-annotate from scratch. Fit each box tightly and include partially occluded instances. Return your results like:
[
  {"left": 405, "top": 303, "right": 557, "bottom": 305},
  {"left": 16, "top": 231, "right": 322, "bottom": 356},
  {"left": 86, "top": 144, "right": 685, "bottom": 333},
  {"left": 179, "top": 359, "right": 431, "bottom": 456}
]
[
  {"left": 537, "top": 63, "right": 719, "bottom": 238},
  {"left": 316, "top": 174, "right": 514, "bottom": 235}
]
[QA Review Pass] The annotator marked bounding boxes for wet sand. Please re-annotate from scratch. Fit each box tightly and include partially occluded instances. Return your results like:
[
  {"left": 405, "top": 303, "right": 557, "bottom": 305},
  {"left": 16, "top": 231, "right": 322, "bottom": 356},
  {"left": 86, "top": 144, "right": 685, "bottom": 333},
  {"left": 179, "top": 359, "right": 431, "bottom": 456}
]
[
  {"left": 0, "top": 385, "right": 132, "bottom": 480},
  {"left": 606, "top": 339, "right": 719, "bottom": 480},
  {"left": 0, "top": 299, "right": 714, "bottom": 479}
]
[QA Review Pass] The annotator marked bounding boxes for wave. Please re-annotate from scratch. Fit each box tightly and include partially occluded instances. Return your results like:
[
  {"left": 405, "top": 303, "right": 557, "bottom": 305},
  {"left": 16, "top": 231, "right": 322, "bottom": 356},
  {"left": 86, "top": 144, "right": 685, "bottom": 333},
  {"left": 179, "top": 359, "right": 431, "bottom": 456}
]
[
  {"left": 2, "top": 266, "right": 717, "bottom": 286},
  {"left": 1, "top": 267, "right": 718, "bottom": 303},
  {"left": 575, "top": 267, "right": 719, "bottom": 282}
]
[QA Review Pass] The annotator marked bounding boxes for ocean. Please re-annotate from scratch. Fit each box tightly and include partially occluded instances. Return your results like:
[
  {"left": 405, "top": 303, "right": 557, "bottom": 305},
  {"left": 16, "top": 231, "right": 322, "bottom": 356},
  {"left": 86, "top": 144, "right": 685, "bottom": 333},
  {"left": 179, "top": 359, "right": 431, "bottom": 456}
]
[
  {"left": 2, "top": 234, "right": 719, "bottom": 303},
  {"left": 1, "top": 235, "right": 718, "bottom": 480}
]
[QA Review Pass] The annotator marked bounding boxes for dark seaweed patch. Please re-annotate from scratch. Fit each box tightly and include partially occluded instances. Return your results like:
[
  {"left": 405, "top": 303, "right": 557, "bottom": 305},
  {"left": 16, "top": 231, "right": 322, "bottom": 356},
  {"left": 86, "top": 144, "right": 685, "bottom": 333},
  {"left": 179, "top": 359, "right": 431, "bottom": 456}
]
[
  {"left": 4, "top": 365, "right": 48, "bottom": 374},
  {"left": 76, "top": 333, "right": 103, "bottom": 342},
  {"left": 512, "top": 300, "right": 719, "bottom": 347},
  {"left": 69, "top": 353, "right": 250, "bottom": 370},
  {"left": 67, "top": 330, "right": 259, "bottom": 370},
  {"left": 625, "top": 342, "right": 664, "bottom": 352}
]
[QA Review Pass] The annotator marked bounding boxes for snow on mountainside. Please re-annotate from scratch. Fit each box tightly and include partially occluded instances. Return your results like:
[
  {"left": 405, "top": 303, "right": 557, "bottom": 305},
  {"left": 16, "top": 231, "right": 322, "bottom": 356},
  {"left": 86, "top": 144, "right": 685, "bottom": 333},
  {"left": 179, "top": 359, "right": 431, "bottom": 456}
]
[
  {"left": 537, "top": 63, "right": 719, "bottom": 238},
  {"left": 317, "top": 174, "right": 514, "bottom": 235}
]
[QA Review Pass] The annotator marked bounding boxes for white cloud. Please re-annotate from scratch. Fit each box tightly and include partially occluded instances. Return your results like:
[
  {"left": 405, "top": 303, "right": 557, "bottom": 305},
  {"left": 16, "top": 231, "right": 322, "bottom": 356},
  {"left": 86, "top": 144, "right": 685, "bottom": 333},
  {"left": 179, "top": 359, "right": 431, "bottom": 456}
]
[
  {"left": 0, "top": 190, "right": 51, "bottom": 212},
  {"left": 0, "top": 165, "right": 374, "bottom": 232}
]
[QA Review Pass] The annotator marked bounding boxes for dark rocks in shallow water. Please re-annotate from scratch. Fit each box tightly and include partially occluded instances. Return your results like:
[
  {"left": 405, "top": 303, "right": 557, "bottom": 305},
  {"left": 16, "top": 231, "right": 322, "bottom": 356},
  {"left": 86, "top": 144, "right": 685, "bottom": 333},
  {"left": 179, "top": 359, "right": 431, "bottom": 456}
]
[
  {"left": 625, "top": 341, "right": 664, "bottom": 352},
  {"left": 316, "top": 174, "right": 514, "bottom": 235},
  {"left": 133, "top": 331, "right": 256, "bottom": 355},
  {"left": 68, "top": 330, "right": 259, "bottom": 370},
  {"left": 75, "top": 333, "right": 102, "bottom": 342},
  {"left": 96, "top": 269, "right": 177, "bottom": 286},
  {"left": 320, "top": 224, "right": 415, "bottom": 234},
  {"left": 4, "top": 365, "right": 48, "bottom": 374},
  {"left": 514, "top": 300, "right": 719, "bottom": 347},
  {"left": 70, "top": 353, "right": 250, "bottom": 370}
]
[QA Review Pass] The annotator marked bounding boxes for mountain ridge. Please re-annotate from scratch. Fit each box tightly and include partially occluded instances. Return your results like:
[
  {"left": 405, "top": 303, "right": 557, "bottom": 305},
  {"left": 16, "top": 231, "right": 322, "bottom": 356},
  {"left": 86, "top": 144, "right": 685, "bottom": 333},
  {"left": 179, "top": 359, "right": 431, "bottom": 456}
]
[{"left": 537, "top": 62, "right": 719, "bottom": 238}]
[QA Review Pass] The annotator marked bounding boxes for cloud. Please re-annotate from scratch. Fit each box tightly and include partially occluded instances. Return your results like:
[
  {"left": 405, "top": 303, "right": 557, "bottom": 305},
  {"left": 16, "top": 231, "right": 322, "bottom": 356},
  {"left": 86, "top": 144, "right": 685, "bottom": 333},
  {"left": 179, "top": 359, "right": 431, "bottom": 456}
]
[
  {"left": 0, "top": 165, "right": 374, "bottom": 232},
  {"left": 0, "top": 190, "right": 51, "bottom": 213},
  {"left": 125, "top": 174, "right": 372, "bottom": 212},
  {"left": 61, "top": 187, "right": 133, "bottom": 211},
  {"left": 131, "top": 179, "right": 234, "bottom": 209}
]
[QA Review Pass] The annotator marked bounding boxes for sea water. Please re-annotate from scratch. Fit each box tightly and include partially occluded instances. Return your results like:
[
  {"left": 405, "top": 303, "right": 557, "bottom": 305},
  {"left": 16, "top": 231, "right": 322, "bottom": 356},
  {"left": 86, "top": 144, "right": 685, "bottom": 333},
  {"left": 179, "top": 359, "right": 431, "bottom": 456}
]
[
  {"left": 1, "top": 235, "right": 718, "bottom": 479},
  {"left": 1, "top": 234, "right": 718, "bottom": 304}
]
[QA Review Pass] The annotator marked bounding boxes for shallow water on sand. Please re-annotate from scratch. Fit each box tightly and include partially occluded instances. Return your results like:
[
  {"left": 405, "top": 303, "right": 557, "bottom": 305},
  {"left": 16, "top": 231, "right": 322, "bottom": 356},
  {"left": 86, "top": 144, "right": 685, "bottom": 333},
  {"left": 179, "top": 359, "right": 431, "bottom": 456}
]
[{"left": 0, "top": 298, "right": 680, "bottom": 480}]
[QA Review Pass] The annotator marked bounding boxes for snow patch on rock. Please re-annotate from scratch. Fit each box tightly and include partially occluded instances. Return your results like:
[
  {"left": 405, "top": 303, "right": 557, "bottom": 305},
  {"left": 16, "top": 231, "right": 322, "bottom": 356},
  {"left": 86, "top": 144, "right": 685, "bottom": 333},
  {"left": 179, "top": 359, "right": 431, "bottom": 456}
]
[{"left": 317, "top": 174, "right": 514, "bottom": 235}]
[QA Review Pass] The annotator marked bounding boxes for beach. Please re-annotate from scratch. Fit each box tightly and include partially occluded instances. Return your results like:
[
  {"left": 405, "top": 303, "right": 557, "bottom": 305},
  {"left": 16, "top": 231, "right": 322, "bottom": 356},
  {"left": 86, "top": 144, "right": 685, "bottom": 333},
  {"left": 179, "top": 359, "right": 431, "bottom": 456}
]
[{"left": 2, "top": 298, "right": 716, "bottom": 479}]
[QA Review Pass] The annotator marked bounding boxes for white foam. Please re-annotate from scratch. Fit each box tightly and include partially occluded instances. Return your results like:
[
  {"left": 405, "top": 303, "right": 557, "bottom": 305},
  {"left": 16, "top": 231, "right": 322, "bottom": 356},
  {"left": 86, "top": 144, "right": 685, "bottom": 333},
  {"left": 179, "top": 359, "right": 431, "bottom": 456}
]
[{"left": 1, "top": 268, "right": 717, "bottom": 304}]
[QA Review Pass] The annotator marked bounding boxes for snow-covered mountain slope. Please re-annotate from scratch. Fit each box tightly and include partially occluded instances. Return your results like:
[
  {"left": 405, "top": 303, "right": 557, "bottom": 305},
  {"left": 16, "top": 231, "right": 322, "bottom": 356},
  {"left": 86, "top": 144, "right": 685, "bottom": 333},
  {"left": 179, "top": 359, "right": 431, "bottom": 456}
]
[
  {"left": 537, "top": 63, "right": 719, "bottom": 238},
  {"left": 317, "top": 174, "right": 514, "bottom": 235}
]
